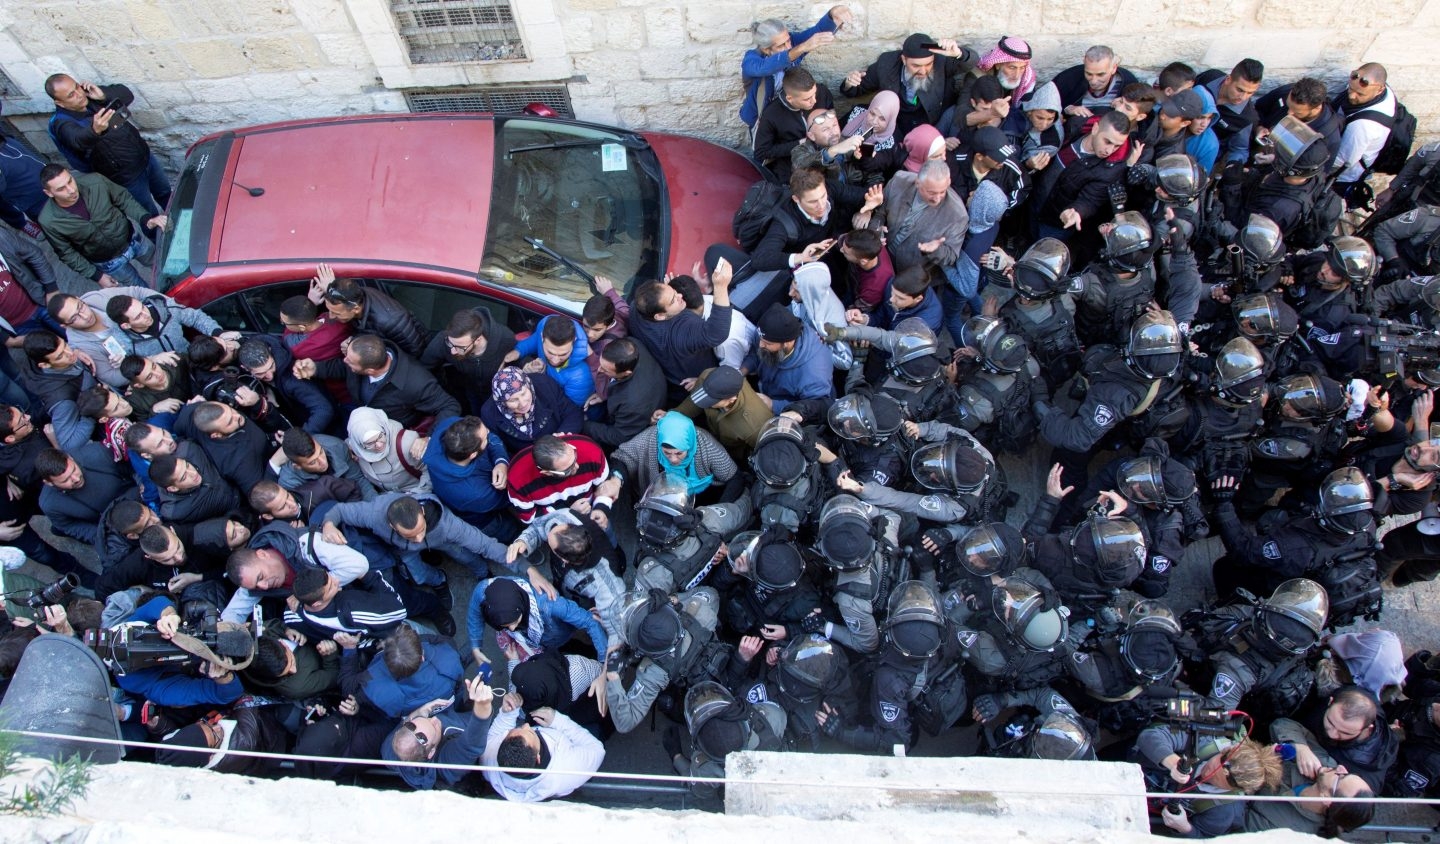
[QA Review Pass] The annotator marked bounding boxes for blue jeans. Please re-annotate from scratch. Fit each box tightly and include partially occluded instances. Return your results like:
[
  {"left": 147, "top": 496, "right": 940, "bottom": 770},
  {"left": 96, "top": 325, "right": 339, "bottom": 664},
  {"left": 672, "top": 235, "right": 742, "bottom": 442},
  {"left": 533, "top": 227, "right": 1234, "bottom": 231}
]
[
  {"left": 95, "top": 228, "right": 155, "bottom": 287},
  {"left": 121, "top": 154, "right": 171, "bottom": 218},
  {"left": 939, "top": 261, "right": 983, "bottom": 347}
]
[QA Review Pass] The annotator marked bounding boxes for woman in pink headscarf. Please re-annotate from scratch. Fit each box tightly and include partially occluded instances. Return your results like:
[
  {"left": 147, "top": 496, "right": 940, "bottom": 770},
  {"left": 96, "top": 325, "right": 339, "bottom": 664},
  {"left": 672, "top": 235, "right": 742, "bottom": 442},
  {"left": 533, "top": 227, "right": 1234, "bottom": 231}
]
[
  {"left": 901, "top": 124, "right": 945, "bottom": 173},
  {"left": 976, "top": 36, "right": 1037, "bottom": 102},
  {"left": 841, "top": 90, "right": 905, "bottom": 184}
]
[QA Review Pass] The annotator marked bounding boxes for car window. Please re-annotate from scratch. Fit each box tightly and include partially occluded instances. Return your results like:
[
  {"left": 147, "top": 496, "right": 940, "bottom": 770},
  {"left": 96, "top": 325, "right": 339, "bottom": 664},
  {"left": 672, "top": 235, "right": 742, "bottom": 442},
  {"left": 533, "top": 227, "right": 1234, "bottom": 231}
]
[
  {"left": 374, "top": 279, "right": 539, "bottom": 336},
  {"left": 201, "top": 281, "right": 308, "bottom": 333}
]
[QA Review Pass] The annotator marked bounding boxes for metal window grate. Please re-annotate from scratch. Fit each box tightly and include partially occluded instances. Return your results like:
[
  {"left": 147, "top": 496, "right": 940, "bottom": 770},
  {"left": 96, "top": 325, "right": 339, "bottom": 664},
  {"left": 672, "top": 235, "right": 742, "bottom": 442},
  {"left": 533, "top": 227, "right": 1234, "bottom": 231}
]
[
  {"left": 404, "top": 86, "right": 572, "bottom": 117},
  {"left": 0, "top": 68, "right": 22, "bottom": 98},
  {"left": 389, "top": 0, "right": 526, "bottom": 64}
]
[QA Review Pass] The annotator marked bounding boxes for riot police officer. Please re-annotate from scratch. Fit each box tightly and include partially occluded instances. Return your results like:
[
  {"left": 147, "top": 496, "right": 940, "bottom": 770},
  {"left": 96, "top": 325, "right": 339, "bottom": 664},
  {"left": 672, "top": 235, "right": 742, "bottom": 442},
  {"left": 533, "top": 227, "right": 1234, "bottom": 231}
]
[
  {"left": 824, "top": 391, "right": 908, "bottom": 488},
  {"left": 673, "top": 680, "right": 788, "bottom": 799},
  {"left": 1172, "top": 337, "right": 1268, "bottom": 496},
  {"left": 1240, "top": 115, "right": 1337, "bottom": 250},
  {"left": 716, "top": 530, "right": 824, "bottom": 641},
  {"left": 1287, "top": 236, "right": 1377, "bottom": 374},
  {"left": 633, "top": 474, "right": 754, "bottom": 594},
  {"left": 810, "top": 494, "right": 907, "bottom": 654},
  {"left": 731, "top": 633, "right": 862, "bottom": 751},
  {"left": 837, "top": 426, "right": 1004, "bottom": 526},
  {"left": 606, "top": 587, "right": 733, "bottom": 733},
  {"left": 1198, "top": 215, "right": 1289, "bottom": 326},
  {"left": 951, "top": 577, "right": 1075, "bottom": 693},
  {"left": 973, "top": 686, "right": 1096, "bottom": 760},
  {"left": 1238, "top": 371, "right": 1350, "bottom": 515},
  {"left": 951, "top": 315, "right": 1042, "bottom": 455},
  {"left": 826, "top": 318, "right": 957, "bottom": 422},
  {"left": 749, "top": 415, "right": 826, "bottom": 538},
  {"left": 1219, "top": 290, "right": 1304, "bottom": 379},
  {"left": 1072, "top": 212, "right": 1164, "bottom": 346},
  {"left": 1368, "top": 271, "right": 1440, "bottom": 330},
  {"left": 998, "top": 238, "right": 1083, "bottom": 388},
  {"left": 1066, "top": 598, "right": 1194, "bottom": 730},
  {"left": 1373, "top": 205, "right": 1440, "bottom": 283}
]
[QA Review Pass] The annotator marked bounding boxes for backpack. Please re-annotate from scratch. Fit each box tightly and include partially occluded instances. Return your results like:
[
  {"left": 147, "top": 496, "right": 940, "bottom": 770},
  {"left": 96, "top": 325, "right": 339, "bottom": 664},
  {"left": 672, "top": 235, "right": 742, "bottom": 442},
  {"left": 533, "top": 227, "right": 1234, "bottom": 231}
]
[
  {"left": 966, "top": 372, "right": 1035, "bottom": 455},
  {"left": 1353, "top": 98, "right": 1417, "bottom": 176},
  {"left": 913, "top": 658, "right": 969, "bottom": 736},
  {"left": 46, "top": 110, "right": 94, "bottom": 173},
  {"left": 733, "top": 179, "right": 799, "bottom": 253}
]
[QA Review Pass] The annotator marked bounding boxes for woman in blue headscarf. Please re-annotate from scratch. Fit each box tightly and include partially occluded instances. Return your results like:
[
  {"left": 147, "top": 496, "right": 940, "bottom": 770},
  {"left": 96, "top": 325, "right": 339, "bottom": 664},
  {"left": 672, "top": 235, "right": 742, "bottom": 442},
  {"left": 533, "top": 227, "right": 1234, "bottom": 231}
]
[{"left": 612, "top": 410, "right": 737, "bottom": 497}]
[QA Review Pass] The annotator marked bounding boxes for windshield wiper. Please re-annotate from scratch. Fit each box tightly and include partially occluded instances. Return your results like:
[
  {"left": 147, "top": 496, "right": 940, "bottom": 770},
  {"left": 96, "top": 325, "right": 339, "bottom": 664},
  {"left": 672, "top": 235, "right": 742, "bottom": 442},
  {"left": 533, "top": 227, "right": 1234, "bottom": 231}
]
[
  {"left": 523, "top": 236, "right": 597, "bottom": 291},
  {"left": 506, "top": 134, "right": 648, "bottom": 156}
]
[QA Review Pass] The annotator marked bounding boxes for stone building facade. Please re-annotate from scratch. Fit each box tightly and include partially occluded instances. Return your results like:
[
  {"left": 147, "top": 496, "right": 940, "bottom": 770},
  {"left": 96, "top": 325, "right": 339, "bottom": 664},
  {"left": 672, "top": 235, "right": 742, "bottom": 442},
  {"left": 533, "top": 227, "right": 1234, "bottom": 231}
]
[{"left": 0, "top": 0, "right": 1432, "bottom": 168}]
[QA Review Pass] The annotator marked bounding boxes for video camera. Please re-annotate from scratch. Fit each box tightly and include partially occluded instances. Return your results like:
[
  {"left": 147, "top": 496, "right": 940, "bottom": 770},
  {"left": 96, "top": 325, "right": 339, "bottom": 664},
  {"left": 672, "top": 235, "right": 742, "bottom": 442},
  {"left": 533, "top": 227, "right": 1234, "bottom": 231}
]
[
  {"left": 84, "top": 605, "right": 257, "bottom": 675},
  {"left": 1327, "top": 314, "right": 1440, "bottom": 387},
  {"left": 1144, "top": 686, "right": 1248, "bottom": 743}
]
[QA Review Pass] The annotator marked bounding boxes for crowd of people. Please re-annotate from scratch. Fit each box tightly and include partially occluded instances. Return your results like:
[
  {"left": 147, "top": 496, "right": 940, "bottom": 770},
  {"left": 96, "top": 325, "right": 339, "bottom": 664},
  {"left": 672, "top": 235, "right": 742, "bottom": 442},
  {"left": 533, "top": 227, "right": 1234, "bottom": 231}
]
[{"left": 2, "top": 15, "right": 1440, "bottom": 837}]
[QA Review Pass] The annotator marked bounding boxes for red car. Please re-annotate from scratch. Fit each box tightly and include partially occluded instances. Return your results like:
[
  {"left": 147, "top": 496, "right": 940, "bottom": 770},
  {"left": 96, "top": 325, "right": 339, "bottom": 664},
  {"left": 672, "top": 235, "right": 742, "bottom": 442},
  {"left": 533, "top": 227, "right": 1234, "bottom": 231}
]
[{"left": 155, "top": 113, "right": 760, "bottom": 333}]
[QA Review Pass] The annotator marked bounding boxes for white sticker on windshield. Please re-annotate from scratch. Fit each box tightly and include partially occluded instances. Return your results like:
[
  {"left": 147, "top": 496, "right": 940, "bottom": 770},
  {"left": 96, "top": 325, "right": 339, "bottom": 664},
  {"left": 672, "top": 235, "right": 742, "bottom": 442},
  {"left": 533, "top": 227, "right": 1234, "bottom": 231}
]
[{"left": 601, "top": 143, "right": 627, "bottom": 172}]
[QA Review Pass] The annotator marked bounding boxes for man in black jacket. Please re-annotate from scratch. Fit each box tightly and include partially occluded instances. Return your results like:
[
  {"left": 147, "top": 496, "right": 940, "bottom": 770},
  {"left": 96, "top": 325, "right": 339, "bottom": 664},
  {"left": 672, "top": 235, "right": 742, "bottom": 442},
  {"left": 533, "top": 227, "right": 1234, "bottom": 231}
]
[
  {"left": 36, "top": 442, "right": 135, "bottom": 553},
  {"left": 315, "top": 272, "right": 430, "bottom": 359},
  {"left": 421, "top": 307, "right": 517, "bottom": 415},
  {"left": 300, "top": 334, "right": 459, "bottom": 429},
  {"left": 150, "top": 447, "right": 241, "bottom": 527},
  {"left": 751, "top": 166, "right": 871, "bottom": 274},
  {"left": 1048, "top": 45, "right": 1140, "bottom": 122},
  {"left": 841, "top": 32, "right": 977, "bottom": 140},
  {"left": 629, "top": 261, "right": 734, "bottom": 402},
  {"left": 584, "top": 338, "right": 665, "bottom": 449},
  {"left": 1036, "top": 111, "right": 1131, "bottom": 250},
  {"left": 44, "top": 74, "right": 169, "bottom": 214},
  {"left": 237, "top": 336, "right": 336, "bottom": 435},
  {"left": 1255, "top": 77, "right": 1345, "bottom": 164},
  {"left": 753, "top": 67, "right": 834, "bottom": 182},
  {"left": 177, "top": 401, "right": 275, "bottom": 493}
]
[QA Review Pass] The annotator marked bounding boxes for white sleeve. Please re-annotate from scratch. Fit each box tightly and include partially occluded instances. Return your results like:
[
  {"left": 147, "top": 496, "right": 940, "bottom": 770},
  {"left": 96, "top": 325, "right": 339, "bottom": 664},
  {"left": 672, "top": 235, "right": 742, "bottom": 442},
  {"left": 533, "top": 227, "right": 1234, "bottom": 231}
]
[
  {"left": 304, "top": 533, "right": 370, "bottom": 585},
  {"left": 220, "top": 588, "right": 258, "bottom": 624},
  {"left": 538, "top": 713, "right": 606, "bottom": 799}
]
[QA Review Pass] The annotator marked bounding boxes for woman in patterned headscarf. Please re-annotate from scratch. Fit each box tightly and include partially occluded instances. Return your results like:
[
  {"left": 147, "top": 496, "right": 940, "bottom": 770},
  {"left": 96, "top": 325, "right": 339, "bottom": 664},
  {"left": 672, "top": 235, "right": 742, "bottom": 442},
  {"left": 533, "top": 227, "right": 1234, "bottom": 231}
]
[{"left": 480, "top": 367, "right": 583, "bottom": 454}]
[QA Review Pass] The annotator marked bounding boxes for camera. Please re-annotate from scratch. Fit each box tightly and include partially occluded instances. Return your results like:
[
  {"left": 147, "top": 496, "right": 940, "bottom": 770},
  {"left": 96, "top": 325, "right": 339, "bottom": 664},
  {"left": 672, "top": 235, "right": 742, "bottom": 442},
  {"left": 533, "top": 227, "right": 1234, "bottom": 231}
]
[{"left": 24, "top": 574, "right": 78, "bottom": 609}]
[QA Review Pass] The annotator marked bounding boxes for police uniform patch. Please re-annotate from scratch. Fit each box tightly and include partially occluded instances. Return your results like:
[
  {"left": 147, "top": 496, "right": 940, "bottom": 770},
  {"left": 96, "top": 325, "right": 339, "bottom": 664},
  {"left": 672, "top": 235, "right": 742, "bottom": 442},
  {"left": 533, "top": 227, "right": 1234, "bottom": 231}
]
[
  {"left": 957, "top": 630, "right": 979, "bottom": 649},
  {"left": 746, "top": 683, "right": 767, "bottom": 704},
  {"left": 1401, "top": 210, "right": 1420, "bottom": 224},
  {"left": 880, "top": 702, "right": 901, "bottom": 723},
  {"left": 1151, "top": 556, "right": 1172, "bottom": 573},
  {"left": 1071, "top": 651, "right": 1090, "bottom": 663},
  {"left": 1212, "top": 672, "right": 1238, "bottom": 701},
  {"left": 1049, "top": 693, "right": 1069, "bottom": 712},
  {"left": 1404, "top": 769, "right": 1430, "bottom": 792},
  {"left": 1262, "top": 541, "right": 1281, "bottom": 560},
  {"left": 845, "top": 615, "right": 863, "bottom": 632},
  {"left": 919, "top": 495, "right": 946, "bottom": 513},
  {"left": 1093, "top": 405, "right": 1115, "bottom": 427}
]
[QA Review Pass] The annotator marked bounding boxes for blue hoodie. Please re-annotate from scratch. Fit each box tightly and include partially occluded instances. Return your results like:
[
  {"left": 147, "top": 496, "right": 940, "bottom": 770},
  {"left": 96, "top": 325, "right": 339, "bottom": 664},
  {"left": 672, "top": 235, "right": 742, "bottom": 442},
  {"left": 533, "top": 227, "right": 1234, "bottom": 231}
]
[
  {"left": 512, "top": 316, "right": 595, "bottom": 407},
  {"left": 744, "top": 328, "right": 835, "bottom": 413},
  {"left": 424, "top": 415, "right": 510, "bottom": 525},
  {"left": 357, "top": 638, "right": 465, "bottom": 718}
]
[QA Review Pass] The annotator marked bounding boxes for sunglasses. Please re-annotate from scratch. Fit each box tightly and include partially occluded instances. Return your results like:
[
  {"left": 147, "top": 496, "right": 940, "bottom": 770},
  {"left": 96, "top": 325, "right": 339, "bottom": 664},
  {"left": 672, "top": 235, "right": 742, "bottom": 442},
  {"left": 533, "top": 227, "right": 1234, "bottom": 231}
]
[
  {"left": 323, "top": 287, "right": 362, "bottom": 307},
  {"left": 404, "top": 720, "right": 429, "bottom": 747},
  {"left": 1350, "top": 72, "right": 1377, "bottom": 88},
  {"left": 809, "top": 112, "right": 836, "bottom": 128}
]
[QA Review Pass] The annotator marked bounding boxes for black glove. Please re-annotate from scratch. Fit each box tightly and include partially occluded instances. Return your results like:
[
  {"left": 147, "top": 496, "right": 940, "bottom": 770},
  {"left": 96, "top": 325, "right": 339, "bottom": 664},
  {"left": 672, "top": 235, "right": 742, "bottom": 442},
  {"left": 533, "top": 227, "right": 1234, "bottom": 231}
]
[
  {"left": 1167, "top": 218, "right": 1191, "bottom": 255},
  {"left": 801, "top": 611, "right": 827, "bottom": 635},
  {"left": 605, "top": 645, "right": 634, "bottom": 674},
  {"left": 646, "top": 588, "right": 671, "bottom": 613},
  {"left": 1379, "top": 255, "right": 1412, "bottom": 284},
  {"left": 1210, "top": 479, "right": 1237, "bottom": 503},
  {"left": 819, "top": 708, "right": 843, "bottom": 737},
  {"left": 972, "top": 694, "right": 1002, "bottom": 723},
  {"left": 922, "top": 528, "right": 954, "bottom": 554}
]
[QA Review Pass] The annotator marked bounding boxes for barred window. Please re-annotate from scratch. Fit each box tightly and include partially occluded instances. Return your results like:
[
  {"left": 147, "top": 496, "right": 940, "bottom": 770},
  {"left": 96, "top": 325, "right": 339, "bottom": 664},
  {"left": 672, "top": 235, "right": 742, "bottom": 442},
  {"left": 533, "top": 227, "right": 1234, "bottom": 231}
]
[
  {"left": 404, "top": 86, "right": 572, "bottom": 117},
  {"left": 389, "top": 0, "right": 526, "bottom": 64}
]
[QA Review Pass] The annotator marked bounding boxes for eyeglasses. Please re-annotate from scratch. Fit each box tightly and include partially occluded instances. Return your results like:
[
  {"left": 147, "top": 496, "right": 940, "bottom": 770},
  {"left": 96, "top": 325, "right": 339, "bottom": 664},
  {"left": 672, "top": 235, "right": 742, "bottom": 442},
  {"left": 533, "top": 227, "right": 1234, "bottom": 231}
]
[
  {"left": 403, "top": 721, "right": 429, "bottom": 747},
  {"left": 809, "top": 113, "right": 836, "bottom": 127},
  {"left": 446, "top": 337, "right": 476, "bottom": 355},
  {"left": 542, "top": 455, "right": 579, "bottom": 477},
  {"left": 1350, "top": 73, "right": 1377, "bottom": 88},
  {"left": 58, "top": 302, "right": 89, "bottom": 326}
]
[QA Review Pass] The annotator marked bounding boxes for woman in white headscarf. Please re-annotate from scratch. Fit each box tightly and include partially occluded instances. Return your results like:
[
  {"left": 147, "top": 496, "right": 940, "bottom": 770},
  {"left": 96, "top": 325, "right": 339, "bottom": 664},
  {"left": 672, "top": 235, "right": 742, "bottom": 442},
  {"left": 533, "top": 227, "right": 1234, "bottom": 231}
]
[
  {"left": 789, "top": 261, "right": 853, "bottom": 370},
  {"left": 345, "top": 406, "right": 432, "bottom": 494}
]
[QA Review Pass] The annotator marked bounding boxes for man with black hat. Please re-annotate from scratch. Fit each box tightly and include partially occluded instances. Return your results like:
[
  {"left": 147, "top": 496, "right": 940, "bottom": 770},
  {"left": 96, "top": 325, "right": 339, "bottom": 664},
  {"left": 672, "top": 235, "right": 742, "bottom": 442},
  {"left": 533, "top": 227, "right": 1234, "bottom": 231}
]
[
  {"left": 841, "top": 33, "right": 977, "bottom": 140},
  {"left": 1138, "top": 90, "right": 1205, "bottom": 164},
  {"left": 669, "top": 364, "right": 775, "bottom": 452},
  {"left": 715, "top": 530, "right": 823, "bottom": 640},
  {"left": 746, "top": 304, "right": 835, "bottom": 414},
  {"left": 948, "top": 129, "right": 1030, "bottom": 313}
]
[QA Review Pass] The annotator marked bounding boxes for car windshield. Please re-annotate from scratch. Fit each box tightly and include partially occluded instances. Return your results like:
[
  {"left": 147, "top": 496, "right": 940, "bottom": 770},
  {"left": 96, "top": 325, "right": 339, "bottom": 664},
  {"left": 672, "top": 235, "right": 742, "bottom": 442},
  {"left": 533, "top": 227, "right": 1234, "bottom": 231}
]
[
  {"left": 154, "top": 136, "right": 220, "bottom": 293},
  {"left": 481, "top": 118, "right": 663, "bottom": 310}
]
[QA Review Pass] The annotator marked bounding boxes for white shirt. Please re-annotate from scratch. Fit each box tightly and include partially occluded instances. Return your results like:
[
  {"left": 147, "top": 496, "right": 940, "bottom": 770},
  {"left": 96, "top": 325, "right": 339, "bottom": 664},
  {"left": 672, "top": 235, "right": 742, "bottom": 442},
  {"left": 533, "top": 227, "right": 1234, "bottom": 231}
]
[
  {"left": 703, "top": 295, "right": 757, "bottom": 369},
  {"left": 482, "top": 708, "right": 605, "bottom": 802},
  {"left": 1336, "top": 87, "right": 1396, "bottom": 183}
]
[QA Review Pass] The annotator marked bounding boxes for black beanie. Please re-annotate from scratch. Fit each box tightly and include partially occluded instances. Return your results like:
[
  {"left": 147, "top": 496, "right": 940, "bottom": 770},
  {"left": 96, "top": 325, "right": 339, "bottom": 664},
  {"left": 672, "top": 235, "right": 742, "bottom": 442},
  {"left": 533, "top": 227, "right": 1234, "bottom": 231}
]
[
  {"left": 481, "top": 579, "right": 528, "bottom": 630},
  {"left": 156, "top": 723, "right": 212, "bottom": 768},
  {"left": 635, "top": 607, "right": 680, "bottom": 655}
]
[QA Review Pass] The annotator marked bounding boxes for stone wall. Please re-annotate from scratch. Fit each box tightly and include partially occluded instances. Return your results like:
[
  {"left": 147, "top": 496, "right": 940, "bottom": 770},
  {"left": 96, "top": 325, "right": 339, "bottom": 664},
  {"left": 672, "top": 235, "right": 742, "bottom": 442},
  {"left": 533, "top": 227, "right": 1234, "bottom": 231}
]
[{"left": 0, "top": 0, "right": 1433, "bottom": 168}]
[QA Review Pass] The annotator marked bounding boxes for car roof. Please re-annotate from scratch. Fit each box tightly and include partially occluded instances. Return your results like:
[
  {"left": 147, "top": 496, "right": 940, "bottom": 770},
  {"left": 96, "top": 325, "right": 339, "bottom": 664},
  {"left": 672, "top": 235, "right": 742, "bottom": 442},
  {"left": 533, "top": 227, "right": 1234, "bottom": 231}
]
[{"left": 212, "top": 115, "right": 495, "bottom": 275}]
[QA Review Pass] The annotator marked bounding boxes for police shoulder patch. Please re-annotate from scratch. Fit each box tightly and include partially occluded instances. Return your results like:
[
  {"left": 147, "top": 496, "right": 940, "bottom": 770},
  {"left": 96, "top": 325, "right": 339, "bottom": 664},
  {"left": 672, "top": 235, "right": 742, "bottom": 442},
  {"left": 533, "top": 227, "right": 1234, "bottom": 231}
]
[
  {"left": 957, "top": 629, "right": 980, "bottom": 649},
  {"left": 1401, "top": 209, "right": 1420, "bottom": 224},
  {"left": 1093, "top": 404, "right": 1115, "bottom": 427},
  {"left": 746, "top": 683, "right": 767, "bottom": 704},
  {"left": 845, "top": 615, "right": 864, "bottom": 632},
  {"left": 1211, "top": 672, "right": 1238, "bottom": 701},
  {"left": 1071, "top": 651, "right": 1090, "bottom": 664},
  {"left": 1151, "top": 555, "right": 1172, "bottom": 573},
  {"left": 879, "top": 701, "right": 901, "bottom": 723},
  {"left": 1404, "top": 769, "right": 1431, "bottom": 792},
  {"left": 1262, "top": 541, "right": 1281, "bottom": 561},
  {"left": 919, "top": 495, "right": 946, "bottom": 513}
]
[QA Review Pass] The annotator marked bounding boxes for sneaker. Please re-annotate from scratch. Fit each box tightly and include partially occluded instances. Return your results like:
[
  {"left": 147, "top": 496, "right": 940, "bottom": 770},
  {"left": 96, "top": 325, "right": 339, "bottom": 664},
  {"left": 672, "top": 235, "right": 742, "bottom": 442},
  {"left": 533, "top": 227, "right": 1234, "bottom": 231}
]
[{"left": 431, "top": 610, "right": 457, "bottom": 638}]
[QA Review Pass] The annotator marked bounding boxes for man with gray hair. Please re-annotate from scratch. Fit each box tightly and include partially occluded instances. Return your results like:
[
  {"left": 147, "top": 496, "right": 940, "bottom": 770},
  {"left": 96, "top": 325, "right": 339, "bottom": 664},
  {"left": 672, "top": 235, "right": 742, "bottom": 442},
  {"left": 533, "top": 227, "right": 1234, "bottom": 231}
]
[
  {"left": 1048, "top": 45, "right": 1139, "bottom": 121},
  {"left": 857, "top": 160, "right": 970, "bottom": 341},
  {"left": 739, "top": 5, "right": 852, "bottom": 129}
]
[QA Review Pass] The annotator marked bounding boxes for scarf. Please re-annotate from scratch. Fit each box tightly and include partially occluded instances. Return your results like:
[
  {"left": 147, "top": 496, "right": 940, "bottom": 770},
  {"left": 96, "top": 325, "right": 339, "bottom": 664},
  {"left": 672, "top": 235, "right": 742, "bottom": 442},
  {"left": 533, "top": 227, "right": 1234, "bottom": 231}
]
[
  {"left": 842, "top": 90, "right": 901, "bottom": 143},
  {"left": 977, "top": 36, "right": 1036, "bottom": 101},
  {"left": 902, "top": 124, "right": 944, "bottom": 172},
  {"left": 491, "top": 367, "right": 535, "bottom": 437},
  {"left": 656, "top": 411, "right": 713, "bottom": 494}
]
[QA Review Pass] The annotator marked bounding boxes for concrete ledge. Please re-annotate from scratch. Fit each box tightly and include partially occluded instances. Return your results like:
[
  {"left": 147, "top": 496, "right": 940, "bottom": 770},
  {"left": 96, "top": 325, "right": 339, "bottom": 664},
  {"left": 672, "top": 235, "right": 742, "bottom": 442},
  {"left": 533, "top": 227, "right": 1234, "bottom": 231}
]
[{"left": 726, "top": 750, "right": 1150, "bottom": 834}]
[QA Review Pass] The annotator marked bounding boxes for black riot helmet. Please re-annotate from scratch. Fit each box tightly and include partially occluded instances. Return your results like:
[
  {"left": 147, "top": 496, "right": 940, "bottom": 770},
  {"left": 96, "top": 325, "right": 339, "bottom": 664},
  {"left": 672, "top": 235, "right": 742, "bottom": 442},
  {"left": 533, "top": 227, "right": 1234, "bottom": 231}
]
[
  {"left": 887, "top": 318, "right": 942, "bottom": 384},
  {"left": 1029, "top": 710, "right": 1096, "bottom": 760},
  {"left": 1155, "top": 154, "right": 1205, "bottom": 205},
  {"left": 684, "top": 681, "right": 753, "bottom": 759},
  {"left": 1212, "top": 337, "right": 1267, "bottom": 405},
  {"left": 909, "top": 437, "right": 993, "bottom": 494},
  {"left": 815, "top": 495, "right": 875, "bottom": 571},
  {"left": 635, "top": 474, "right": 696, "bottom": 549},
  {"left": 957, "top": 522, "right": 1027, "bottom": 577},
  {"left": 1232, "top": 292, "right": 1299, "bottom": 343},
  {"left": 1124, "top": 309, "right": 1183, "bottom": 378},
  {"left": 1323, "top": 236, "right": 1377, "bottom": 288},
  {"left": 961, "top": 316, "right": 1030, "bottom": 374},
  {"left": 1013, "top": 238, "right": 1072, "bottom": 300},
  {"left": 993, "top": 579, "right": 1068, "bottom": 652},
  {"left": 884, "top": 580, "right": 946, "bottom": 658},
  {"left": 1118, "top": 599, "right": 1182, "bottom": 683},
  {"left": 827, "top": 392, "right": 903, "bottom": 444},
  {"left": 1069, "top": 516, "right": 1146, "bottom": 589},
  {"left": 1238, "top": 214, "right": 1286, "bottom": 268},
  {"left": 1115, "top": 454, "right": 1196, "bottom": 507},
  {"left": 1271, "top": 115, "right": 1329, "bottom": 178},
  {"left": 727, "top": 530, "right": 805, "bottom": 591},
  {"left": 775, "top": 634, "right": 840, "bottom": 702},
  {"left": 1315, "top": 466, "right": 1375, "bottom": 535},
  {"left": 1100, "top": 211, "right": 1156, "bottom": 272},
  {"left": 618, "top": 590, "right": 683, "bottom": 659},
  {"left": 1257, "top": 578, "right": 1329, "bottom": 655},
  {"left": 1275, "top": 373, "right": 1347, "bottom": 421},
  {"left": 751, "top": 416, "right": 808, "bottom": 487}
]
